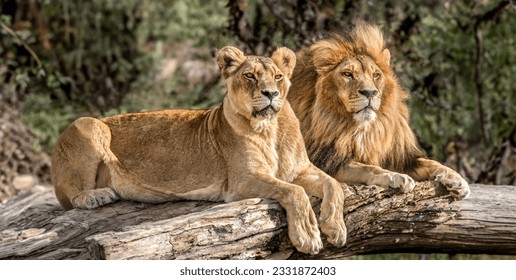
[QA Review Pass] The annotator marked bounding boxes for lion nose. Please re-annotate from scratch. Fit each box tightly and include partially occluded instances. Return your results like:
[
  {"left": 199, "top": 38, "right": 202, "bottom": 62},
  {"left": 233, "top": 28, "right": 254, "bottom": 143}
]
[
  {"left": 261, "top": 90, "right": 279, "bottom": 100},
  {"left": 358, "top": 89, "right": 378, "bottom": 98}
]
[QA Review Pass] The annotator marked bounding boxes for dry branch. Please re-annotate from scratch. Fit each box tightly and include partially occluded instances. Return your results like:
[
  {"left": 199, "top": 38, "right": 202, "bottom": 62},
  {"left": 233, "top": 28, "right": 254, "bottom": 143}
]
[{"left": 0, "top": 182, "right": 515, "bottom": 259}]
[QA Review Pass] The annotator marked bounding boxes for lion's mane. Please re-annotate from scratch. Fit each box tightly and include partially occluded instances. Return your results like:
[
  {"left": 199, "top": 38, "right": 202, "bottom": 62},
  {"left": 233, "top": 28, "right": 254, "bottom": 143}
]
[{"left": 288, "top": 22, "right": 424, "bottom": 176}]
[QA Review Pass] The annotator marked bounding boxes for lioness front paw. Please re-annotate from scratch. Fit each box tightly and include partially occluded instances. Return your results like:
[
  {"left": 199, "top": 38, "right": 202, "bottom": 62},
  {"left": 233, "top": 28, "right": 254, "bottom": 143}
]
[
  {"left": 435, "top": 172, "right": 470, "bottom": 200},
  {"left": 320, "top": 218, "right": 347, "bottom": 248},
  {"left": 378, "top": 172, "right": 415, "bottom": 193},
  {"left": 288, "top": 208, "right": 323, "bottom": 255},
  {"left": 319, "top": 196, "right": 347, "bottom": 247},
  {"left": 72, "top": 188, "right": 119, "bottom": 209}
]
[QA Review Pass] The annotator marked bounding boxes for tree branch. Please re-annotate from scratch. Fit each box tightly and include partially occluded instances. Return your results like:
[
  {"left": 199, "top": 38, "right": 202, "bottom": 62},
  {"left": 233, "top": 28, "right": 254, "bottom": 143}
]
[
  {"left": 1, "top": 182, "right": 515, "bottom": 259},
  {"left": 0, "top": 21, "right": 43, "bottom": 69}
]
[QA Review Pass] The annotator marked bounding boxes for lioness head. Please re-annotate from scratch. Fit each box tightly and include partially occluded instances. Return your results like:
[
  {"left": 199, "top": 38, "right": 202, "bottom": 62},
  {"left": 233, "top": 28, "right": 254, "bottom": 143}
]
[
  {"left": 310, "top": 24, "right": 394, "bottom": 124},
  {"left": 217, "top": 46, "right": 296, "bottom": 121}
]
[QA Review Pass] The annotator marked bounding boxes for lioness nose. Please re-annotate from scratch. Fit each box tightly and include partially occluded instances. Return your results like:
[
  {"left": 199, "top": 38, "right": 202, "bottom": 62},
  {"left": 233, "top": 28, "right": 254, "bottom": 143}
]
[
  {"left": 358, "top": 89, "right": 378, "bottom": 98},
  {"left": 261, "top": 90, "right": 279, "bottom": 100}
]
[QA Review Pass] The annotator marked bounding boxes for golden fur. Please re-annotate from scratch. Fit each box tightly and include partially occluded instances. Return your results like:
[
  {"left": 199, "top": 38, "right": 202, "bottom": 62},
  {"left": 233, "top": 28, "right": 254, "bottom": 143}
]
[
  {"left": 288, "top": 22, "right": 470, "bottom": 199},
  {"left": 51, "top": 46, "right": 346, "bottom": 255}
]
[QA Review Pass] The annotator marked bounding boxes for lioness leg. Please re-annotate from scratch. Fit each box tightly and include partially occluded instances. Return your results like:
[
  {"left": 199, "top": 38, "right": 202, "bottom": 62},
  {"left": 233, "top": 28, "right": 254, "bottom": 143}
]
[
  {"left": 292, "top": 164, "right": 347, "bottom": 247},
  {"left": 51, "top": 117, "right": 120, "bottom": 210},
  {"left": 334, "top": 161, "right": 415, "bottom": 193},
  {"left": 408, "top": 158, "right": 470, "bottom": 200},
  {"left": 231, "top": 174, "right": 322, "bottom": 255}
]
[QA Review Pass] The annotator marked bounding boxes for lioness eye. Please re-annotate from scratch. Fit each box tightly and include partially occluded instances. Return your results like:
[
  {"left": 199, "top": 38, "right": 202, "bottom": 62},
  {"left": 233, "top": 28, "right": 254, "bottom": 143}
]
[
  {"left": 244, "top": 73, "right": 255, "bottom": 80},
  {"left": 373, "top": 72, "right": 381, "bottom": 79},
  {"left": 342, "top": 72, "right": 353, "bottom": 79},
  {"left": 275, "top": 74, "right": 283, "bottom": 81}
]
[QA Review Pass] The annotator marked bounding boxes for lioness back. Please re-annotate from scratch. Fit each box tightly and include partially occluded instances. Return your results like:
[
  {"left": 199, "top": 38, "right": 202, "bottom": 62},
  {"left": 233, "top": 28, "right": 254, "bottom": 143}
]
[
  {"left": 101, "top": 109, "right": 227, "bottom": 196},
  {"left": 51, "top": 108, "right": 229, "bottom": 208}
]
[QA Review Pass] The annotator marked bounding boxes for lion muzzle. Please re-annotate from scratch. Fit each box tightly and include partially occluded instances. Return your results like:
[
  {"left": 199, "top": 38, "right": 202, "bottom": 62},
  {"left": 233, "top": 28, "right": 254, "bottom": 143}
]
[{"left": 358, "top": 89, "right": 378, "bottom": 98}]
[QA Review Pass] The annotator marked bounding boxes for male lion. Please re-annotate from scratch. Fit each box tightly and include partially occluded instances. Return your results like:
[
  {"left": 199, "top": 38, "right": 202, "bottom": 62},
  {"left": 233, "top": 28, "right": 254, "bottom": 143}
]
[
  {"left": 288, "top": 22, "right": 470, "bottom": 200},
  {"left": 51, "top": 46, "right": 346, "bottom": 255}
]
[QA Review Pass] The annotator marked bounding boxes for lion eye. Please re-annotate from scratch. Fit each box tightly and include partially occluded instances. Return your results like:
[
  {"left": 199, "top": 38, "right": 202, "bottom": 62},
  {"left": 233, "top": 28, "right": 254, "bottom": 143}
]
[
  {"left": 342, "top": 72, "right": 353, "bottom": 79},
  {"left": 274, "top": 74, "right": 283, "bottom": 81},
  {"left": 244, "top": 73, "right": 255, "bottom": 80},
  {"left": 373, "top": 72, "right": 381, "bottom": 80}
]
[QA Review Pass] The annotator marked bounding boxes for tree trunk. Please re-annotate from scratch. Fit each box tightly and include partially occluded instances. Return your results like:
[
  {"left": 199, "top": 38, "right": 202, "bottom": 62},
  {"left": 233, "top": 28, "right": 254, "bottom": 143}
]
[{"left": 0, "top": 182, "right": 515, "bottom": 259}]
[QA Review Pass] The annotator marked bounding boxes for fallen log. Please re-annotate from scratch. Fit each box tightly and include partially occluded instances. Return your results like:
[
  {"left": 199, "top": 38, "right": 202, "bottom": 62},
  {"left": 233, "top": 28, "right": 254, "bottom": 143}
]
[{"left": 0, "top": 182, "right": 515, "bottom": 259}]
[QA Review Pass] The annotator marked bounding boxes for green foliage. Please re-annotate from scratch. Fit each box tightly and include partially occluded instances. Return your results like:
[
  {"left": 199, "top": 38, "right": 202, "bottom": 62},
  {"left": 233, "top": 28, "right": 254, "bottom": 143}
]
[
  {"left": 138, "top": 0, "right": 230, "bottom": 47},
  {"left": 401, "top": 14, "right": 480, "bottom": 158},
  {"left": 1, "top": 0, "right": 233, "bottom": 152},
  {"left": 0, "top": 15, "right": 41, "bottom": 92},
  {"left": 20, "top": 94, "right": 75, "bottom": 151},
  {"left": 37, "top": 0, "right": 151, "bottom": 111},
  {"left": 398, "top": 2, "right": 516, "bottom": 162}
]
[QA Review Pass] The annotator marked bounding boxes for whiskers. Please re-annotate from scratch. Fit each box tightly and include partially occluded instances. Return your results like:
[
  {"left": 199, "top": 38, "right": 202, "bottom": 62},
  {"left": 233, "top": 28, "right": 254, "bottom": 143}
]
[
  {"left": 252, "top": 96, "right": 273, "bottom": 109},
  {"left": 251, "top": 95, "right": 283, "bottom": 118},
  {"left": 348, "top": 97, "right": 369, "bottom": 110},
  {"left": 349, "top": 95, "right": 380, "bottom": 123}
]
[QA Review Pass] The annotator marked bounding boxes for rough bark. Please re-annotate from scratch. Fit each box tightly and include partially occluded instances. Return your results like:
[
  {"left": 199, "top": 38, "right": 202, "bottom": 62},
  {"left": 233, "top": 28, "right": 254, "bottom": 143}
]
[{"left": 0, "top": 182, "right": 515, "bottom": 260}]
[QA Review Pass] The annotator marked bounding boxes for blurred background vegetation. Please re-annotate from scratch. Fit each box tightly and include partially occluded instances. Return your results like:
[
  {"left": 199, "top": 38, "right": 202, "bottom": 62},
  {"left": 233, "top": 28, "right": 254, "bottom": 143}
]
[{"left": 0, "top": 0, "right": 514, "bottom": 259}]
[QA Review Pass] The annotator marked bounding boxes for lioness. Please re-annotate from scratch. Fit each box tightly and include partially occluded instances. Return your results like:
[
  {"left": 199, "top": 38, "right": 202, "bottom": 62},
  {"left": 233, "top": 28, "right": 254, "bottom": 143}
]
[
  {"left": 288, "top": 22, "right": 470, "bottom": 200},
  {"left": 51, "top": 46, "right": 346, "bottom": 255}
]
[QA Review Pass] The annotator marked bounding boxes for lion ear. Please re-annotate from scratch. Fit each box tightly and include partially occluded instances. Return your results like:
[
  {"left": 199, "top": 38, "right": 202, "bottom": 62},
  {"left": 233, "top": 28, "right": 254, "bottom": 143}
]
[
  {"left": 381, "top": 48, "right": 391, "bottom": 65},
  {"left": 270, "top": 47, "right": 296, "bottom": 79},
  {"left": 217, "top": 46, "right": 246, "bottom": 79}
]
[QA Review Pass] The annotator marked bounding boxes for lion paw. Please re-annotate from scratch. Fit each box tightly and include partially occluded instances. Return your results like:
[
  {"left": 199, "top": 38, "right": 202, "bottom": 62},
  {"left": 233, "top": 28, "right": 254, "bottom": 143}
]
[
  {"left": 71, "top": 188, "right": 119, "bottom": 209},
  {"left": 435, "top": 172, "right": 470, "bottom": 200},
  {"left": 378, "top": 172, "right": 415, "bottom": 193},
  {"left": 288, "top": 208, "right": 323, "bottom": 255}
]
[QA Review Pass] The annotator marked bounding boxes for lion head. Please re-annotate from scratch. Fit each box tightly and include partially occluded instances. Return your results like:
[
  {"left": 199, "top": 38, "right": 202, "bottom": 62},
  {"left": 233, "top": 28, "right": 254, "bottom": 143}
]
[
  {"left": 324, "top": 54, "right": 385, "bottom": 123},
  {"left": 288, "top": 22, "right": 422, "bottom": 174},
  {"left": 308, "top": 23, "right": 400, "bottom": 125},
  {"left": 216, "top": 46, "right": 296, "bottom": 128}
]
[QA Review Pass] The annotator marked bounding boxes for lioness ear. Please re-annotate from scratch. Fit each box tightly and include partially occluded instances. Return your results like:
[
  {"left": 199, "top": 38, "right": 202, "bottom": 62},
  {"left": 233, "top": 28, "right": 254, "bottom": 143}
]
[
  {"left": 270, "top": 47, "right": 296, "bottom": 79},
  {"left": 381, "top": 48, "right": 391, "bottom": 66},
  {"left": 217, "top": 46, "right": 246, "bottom": 79}
]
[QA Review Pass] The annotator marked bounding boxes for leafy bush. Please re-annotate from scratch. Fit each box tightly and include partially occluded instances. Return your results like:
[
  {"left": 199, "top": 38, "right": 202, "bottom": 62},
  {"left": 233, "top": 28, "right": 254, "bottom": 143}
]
[
  {"left": 1, "top": 0, "right": 230, "bottom": 151},
  {"left": 20, "top": 94, "right": 75, "bottom": 152},
  {"left": 398, "top": 2, "right": 515, "bottom": 164}
]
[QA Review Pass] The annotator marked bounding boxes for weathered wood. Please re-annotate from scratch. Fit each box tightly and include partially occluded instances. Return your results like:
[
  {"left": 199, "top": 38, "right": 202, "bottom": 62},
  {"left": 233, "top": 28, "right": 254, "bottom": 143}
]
[
  {"left": 0, "top": 182, "right": 515, "bottom": 259},
  {"left": 297, "top": 183, "right": 516, "bottom": 259},
  {"left": 86, "top": 199, "right": 288, "bottom": 260}
]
